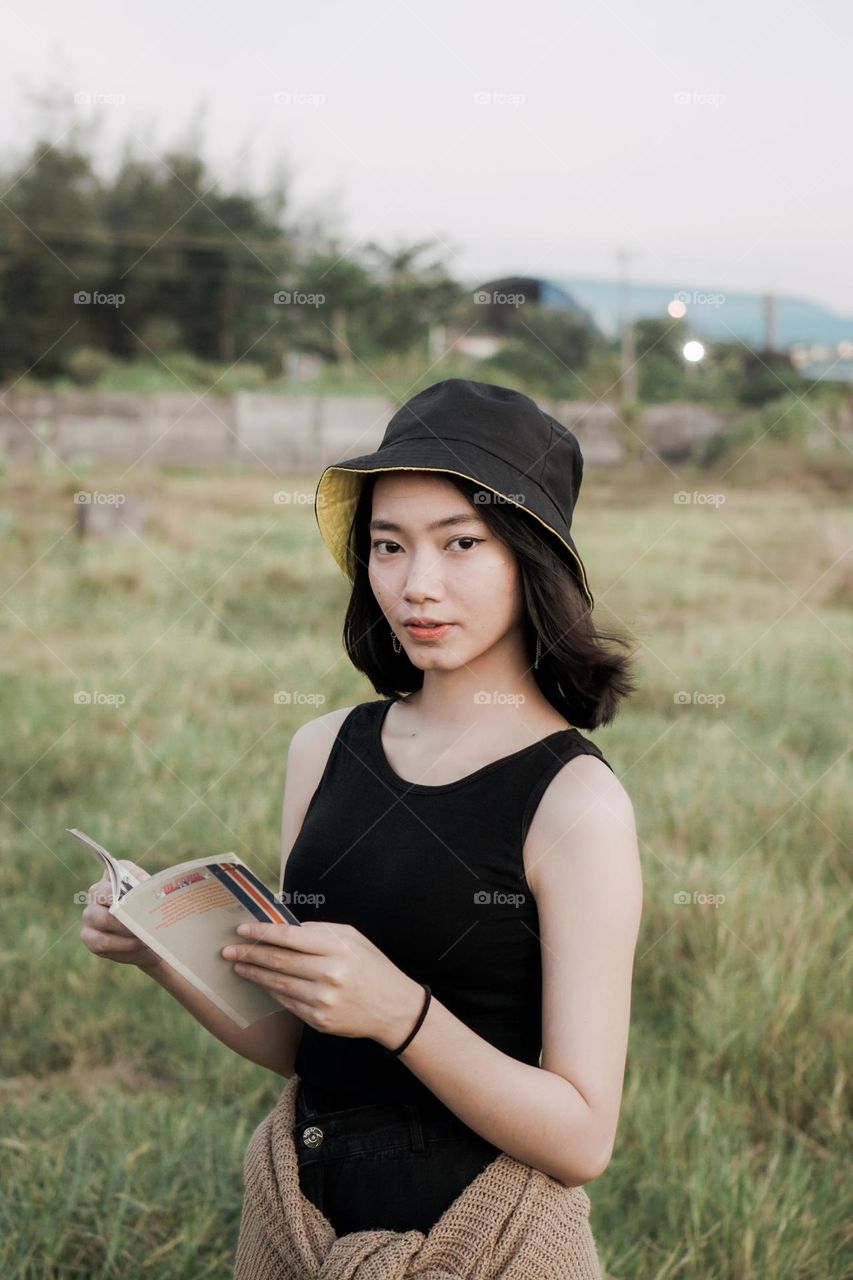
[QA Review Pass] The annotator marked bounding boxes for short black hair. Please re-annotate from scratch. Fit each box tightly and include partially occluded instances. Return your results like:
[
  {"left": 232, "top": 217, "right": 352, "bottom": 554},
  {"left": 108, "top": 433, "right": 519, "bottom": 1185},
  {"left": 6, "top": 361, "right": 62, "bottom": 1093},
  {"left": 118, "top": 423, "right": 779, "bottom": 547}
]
[{"left": 340, "top": 471, "right": 636, "bottom": 729}]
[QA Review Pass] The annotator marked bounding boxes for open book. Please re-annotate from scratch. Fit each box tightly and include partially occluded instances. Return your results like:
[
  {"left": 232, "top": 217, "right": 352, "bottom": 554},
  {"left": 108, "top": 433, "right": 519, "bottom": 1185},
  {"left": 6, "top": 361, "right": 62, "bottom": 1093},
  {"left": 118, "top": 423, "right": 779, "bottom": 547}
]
[{"left": 68, "top": 828, "right": 300, "bottom": 1028}]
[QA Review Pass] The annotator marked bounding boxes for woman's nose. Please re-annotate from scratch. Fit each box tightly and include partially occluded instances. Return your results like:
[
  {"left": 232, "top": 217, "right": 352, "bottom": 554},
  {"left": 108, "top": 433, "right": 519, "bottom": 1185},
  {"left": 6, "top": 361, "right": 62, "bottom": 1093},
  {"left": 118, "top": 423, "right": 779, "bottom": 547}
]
[{"left": 402, "top": 549, "right": 446, "bottom": 595}]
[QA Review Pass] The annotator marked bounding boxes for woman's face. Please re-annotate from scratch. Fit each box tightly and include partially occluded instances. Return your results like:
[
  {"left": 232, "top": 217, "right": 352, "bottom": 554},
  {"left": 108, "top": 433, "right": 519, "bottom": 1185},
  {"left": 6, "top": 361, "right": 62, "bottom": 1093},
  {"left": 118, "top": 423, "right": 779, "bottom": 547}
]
[{"left": 367, "top": 472, "right": 526, "bottom": 671}]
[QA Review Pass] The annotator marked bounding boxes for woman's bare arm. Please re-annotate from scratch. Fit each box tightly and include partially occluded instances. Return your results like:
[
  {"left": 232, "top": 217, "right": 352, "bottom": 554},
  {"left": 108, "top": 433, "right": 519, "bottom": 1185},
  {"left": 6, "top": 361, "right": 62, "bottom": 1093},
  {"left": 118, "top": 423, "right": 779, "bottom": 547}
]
[
  {"left": 145, "top": 961, "right": 299, "bottom": 1076},
  {"left": 385, "top": 753, "right": 643, "bottom": 1186},
  {"left": 98, "top": 708, "right": 354, "bottom": 1074}
]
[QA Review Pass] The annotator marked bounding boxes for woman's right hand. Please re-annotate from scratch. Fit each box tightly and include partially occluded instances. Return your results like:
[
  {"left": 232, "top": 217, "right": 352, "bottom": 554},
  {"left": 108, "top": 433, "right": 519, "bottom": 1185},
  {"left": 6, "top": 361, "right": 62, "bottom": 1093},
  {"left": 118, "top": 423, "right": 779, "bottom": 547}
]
[{"left": 80, "top": 863, "right": 161, "bottom": 971}]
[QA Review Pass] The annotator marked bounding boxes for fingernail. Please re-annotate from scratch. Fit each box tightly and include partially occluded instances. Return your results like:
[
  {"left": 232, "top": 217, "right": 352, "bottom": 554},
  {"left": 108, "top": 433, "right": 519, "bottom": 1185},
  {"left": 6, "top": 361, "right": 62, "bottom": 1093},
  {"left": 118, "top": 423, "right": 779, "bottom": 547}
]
[{"left": 222, "top": 945, "right": 236, "bottom": 957}]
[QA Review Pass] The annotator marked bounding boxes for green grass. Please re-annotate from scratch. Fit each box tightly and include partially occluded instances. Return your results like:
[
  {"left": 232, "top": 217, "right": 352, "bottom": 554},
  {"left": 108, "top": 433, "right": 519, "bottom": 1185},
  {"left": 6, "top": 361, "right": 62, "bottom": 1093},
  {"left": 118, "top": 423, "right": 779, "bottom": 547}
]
[{"left": 0, "top": 440, "right": 850, "bottom": 1278}]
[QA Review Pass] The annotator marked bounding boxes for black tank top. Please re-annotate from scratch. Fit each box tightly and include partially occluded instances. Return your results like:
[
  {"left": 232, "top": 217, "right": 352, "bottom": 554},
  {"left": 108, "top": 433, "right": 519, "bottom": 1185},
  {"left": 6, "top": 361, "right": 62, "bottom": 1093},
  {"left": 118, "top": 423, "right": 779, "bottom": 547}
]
[{"left": 283, "top": 696, "right": 614, "bottom": 1114}]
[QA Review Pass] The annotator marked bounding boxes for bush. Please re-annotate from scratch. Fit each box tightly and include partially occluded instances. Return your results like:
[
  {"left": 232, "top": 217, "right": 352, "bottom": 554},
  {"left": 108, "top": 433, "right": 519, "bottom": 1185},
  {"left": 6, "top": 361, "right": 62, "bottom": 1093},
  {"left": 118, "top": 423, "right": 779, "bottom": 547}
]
[{"left": 66, "top": 346, "right": 115, "bottom": 387}]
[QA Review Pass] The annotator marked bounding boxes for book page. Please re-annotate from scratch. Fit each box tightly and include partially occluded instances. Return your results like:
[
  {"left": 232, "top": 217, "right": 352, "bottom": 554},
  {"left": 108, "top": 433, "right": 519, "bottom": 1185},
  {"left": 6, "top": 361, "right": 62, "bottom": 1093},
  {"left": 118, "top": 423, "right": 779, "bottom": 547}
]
[
  {"left": 69, "top": 830, "right": 300, "bottom": 1028},
  {"left": 66, "top": 828, "right": 143, "bottom": 901},
  {"left": 113, "top": 856, "right": 300, "bottom": 1027}
]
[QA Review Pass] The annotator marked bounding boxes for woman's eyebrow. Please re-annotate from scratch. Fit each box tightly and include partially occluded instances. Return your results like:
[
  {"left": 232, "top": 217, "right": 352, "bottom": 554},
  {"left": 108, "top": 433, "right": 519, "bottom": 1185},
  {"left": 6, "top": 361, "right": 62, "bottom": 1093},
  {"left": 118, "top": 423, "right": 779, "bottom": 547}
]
[{"left": 369, "top": 513, "right": 484, "bottom": 533}]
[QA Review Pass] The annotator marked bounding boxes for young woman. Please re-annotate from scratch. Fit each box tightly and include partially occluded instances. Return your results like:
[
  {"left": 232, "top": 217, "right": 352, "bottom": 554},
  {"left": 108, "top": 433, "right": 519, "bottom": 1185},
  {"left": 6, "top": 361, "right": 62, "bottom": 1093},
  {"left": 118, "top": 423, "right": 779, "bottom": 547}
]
[{"left": 80, "top": 378, "right": 643, "bottom": 1268}]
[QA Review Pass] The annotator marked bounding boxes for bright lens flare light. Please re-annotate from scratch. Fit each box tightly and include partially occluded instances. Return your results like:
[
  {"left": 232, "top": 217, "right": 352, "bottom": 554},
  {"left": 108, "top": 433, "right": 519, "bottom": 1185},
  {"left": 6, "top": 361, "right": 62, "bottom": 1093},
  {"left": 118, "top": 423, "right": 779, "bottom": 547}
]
[
  {"left": 683, "top": 340, "right": 705, "bottom": 363},
  {"left": 668, "top": 299, "right": 687, "bottom": 319}
]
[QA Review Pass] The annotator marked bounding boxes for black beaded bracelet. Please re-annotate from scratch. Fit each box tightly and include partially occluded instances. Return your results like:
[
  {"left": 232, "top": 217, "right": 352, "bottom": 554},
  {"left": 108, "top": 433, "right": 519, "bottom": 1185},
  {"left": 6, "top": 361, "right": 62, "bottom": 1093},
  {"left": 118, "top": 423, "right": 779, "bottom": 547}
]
[{"left": 390, "top": 983, "right": 431, "bottom": 1055}]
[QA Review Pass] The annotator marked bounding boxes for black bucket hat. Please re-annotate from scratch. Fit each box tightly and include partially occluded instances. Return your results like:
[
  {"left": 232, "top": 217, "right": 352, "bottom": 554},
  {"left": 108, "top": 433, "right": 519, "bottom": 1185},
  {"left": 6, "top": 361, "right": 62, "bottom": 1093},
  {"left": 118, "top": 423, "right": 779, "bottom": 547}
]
[{"left": 314, "top": 377, "right": 595, "bottom": 610}]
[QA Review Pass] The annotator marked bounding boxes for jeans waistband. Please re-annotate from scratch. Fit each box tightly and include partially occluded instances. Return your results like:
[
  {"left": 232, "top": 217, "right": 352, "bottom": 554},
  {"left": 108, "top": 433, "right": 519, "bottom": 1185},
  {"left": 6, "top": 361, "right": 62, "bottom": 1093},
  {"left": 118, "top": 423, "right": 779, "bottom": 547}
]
[{"left": 294, "top": 1080, "right": 497, "bottom": 1162}]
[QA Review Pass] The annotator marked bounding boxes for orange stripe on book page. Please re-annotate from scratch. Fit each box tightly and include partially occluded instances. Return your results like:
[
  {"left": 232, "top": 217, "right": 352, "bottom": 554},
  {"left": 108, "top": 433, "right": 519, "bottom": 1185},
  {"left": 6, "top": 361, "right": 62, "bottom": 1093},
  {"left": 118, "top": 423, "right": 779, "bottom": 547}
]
[{"left": 221, "top": 864, "right": 289, "bottom": 924}]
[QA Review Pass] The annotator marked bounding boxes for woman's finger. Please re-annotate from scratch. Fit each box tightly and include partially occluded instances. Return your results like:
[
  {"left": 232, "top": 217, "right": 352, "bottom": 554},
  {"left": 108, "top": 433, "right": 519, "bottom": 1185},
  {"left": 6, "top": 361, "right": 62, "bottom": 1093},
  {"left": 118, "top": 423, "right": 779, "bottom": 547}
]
[
  {"left": 233, "top": 920, "right": 332, "bottom": 953},
  {"left": 232, "top": 963, "right": 318, "bottom": 1006},
  {"left": 225, "top": 941, "right": 323, "bottom": 979},
  {"left": 81, "top": 900, "right": 137, "bottom": 937},
  {"left": 86, "top": 879, "right": 113, "bottom": 906},
  {"left": 80, "top": 925, "right": 145, "bottom": 955},
  {"left": 95, "top": 905, "right": 137, "bottom": 936}
]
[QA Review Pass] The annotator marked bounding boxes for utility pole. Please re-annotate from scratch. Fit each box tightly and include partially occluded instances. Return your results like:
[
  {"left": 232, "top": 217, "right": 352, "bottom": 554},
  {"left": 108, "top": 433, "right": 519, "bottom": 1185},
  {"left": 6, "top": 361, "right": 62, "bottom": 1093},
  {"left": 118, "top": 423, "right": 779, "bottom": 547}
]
[
  {"left": 763, "top": 291, "right": 777, "bottom": 357},
  {"left": 616, "top": 248, "right": 638, "bottom": 402}
]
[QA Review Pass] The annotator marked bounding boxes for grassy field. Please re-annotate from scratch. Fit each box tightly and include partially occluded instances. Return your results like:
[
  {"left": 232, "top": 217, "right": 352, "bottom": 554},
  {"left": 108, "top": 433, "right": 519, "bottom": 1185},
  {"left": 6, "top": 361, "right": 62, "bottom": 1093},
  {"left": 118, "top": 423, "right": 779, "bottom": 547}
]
[{"left": 1, "top": 436, "right": 850, "bottom": 1278}]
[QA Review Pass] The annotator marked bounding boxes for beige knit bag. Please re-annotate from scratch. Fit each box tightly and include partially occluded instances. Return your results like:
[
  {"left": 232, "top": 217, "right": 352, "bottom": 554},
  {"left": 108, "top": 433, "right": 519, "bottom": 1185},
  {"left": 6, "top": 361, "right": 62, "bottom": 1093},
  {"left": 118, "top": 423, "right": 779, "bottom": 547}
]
[{"left": 234, "top": 1073, "right": 603, "bottom": 1280}]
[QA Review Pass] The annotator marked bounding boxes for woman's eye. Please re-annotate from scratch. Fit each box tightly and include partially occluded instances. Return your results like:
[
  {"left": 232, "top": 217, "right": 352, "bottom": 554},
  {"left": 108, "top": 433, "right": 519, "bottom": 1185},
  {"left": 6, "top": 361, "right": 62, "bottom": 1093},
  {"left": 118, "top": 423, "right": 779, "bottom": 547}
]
[{"left": 370, "top": 537, "right": 483, "bottom": 554}]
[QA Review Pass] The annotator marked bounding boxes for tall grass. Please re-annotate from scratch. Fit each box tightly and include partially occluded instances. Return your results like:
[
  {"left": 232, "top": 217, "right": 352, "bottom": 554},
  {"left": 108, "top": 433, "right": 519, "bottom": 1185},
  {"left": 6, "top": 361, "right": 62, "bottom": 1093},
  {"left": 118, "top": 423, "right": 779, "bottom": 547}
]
[{"left": 1, "top": 443, "right": 850, "bottom": 1278}]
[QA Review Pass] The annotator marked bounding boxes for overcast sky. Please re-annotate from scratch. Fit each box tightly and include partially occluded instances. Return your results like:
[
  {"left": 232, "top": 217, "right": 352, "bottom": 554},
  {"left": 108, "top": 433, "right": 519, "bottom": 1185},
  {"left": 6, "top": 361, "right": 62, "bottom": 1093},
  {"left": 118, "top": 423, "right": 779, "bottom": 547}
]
[{"left": 5, "top": 0, "right": 852, "bottom": 315}]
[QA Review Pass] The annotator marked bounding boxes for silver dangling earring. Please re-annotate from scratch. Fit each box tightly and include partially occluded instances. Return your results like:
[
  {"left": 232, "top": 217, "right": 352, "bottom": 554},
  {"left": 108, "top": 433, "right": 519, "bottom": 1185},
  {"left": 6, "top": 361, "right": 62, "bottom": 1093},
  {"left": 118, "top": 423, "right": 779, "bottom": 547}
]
[
  {"left": 534, "top": 633, "right": 541, "bottom": 669},
  {"left": 390, "top": 626, "right": 402, "bottom": 655}
]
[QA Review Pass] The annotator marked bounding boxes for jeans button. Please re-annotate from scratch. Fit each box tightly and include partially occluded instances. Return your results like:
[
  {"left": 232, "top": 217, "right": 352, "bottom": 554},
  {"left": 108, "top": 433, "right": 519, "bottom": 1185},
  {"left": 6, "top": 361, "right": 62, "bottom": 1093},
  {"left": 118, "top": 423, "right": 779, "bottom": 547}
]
[{"left": 302, "top": 1124, "right": 324, "bottom": 1149}]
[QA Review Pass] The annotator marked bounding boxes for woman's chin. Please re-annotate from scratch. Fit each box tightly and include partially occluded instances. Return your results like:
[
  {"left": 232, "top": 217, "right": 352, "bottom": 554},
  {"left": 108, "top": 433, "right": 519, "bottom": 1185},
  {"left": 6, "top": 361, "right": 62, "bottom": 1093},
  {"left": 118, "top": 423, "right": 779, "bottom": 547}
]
[{"left": 406, "top": 649, "right": 472, "bottom": 672}]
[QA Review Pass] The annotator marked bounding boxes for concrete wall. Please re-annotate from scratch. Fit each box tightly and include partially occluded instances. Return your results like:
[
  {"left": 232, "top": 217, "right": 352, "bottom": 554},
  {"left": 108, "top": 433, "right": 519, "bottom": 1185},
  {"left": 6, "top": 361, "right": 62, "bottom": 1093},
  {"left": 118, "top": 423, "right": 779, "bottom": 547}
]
[{"left": 0, "top": 388, "right": 747, "bottom": 472}]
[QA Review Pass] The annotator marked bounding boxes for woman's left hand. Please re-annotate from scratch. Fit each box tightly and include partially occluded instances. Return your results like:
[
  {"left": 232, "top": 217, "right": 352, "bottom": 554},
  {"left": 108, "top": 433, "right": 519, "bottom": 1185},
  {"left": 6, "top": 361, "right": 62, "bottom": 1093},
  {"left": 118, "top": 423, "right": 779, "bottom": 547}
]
[{"left": 222, "top": 920, "right": 424, "bottom": 1049}]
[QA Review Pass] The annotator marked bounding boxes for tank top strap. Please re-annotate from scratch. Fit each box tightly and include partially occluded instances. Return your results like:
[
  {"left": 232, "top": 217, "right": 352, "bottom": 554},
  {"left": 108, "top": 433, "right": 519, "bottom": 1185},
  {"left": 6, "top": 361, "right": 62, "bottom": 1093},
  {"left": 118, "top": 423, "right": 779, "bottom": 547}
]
[
  {"left": 520, "top": 732, "right": 614, "bottom": 846},
  {"left": 300, "top": 703, "right": 364, "bottom": 823}
]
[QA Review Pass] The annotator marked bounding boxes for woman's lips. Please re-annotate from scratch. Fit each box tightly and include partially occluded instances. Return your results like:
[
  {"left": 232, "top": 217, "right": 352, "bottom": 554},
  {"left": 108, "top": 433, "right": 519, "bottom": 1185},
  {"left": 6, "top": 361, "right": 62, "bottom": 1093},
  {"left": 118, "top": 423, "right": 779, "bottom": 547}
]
[{"left": 404, "top": 623, "right": 453, "bottom": 641}]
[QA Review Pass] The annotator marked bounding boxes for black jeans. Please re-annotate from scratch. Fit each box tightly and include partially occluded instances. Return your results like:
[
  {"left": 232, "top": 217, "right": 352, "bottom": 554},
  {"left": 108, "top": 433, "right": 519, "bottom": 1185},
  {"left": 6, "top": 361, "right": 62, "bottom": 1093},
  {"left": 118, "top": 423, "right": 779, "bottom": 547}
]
[{"left": 293, "top": 1080, "right": 502, "bottom": 1236}]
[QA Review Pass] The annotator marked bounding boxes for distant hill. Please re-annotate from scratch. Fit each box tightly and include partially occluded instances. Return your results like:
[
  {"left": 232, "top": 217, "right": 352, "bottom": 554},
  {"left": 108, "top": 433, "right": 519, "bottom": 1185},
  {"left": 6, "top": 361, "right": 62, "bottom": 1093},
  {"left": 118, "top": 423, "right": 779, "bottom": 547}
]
[{"left": 471, "top": 273, "right": 853, "bottom": 350}]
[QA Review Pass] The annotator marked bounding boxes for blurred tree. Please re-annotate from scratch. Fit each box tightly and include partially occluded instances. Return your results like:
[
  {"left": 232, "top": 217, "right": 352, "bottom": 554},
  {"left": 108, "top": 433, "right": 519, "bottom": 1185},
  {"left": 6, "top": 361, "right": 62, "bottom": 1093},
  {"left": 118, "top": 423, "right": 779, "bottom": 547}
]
[
  {"left": 448, "top": 287, "right": 595, "bottom": 396},
  {"left": 0, "top": 139, "right": 104, "bottom": 378},
  {"left": 694, "top": 340, "right": 807, "bottom": 407},
  {"left": 633, "top": 317, "right": 696, "bottom": 402},
  {"left": 280, "top": 249, "right": 378, "bottom": 369},
  {"left": 356, "top": 240, "right": 464, "bottom": 359},
  {"left": 728, "top": 345, "right": 806, "bottom": 407},
  {"left": 634, "top": 315, "right": 689, "bottom": 362},
  {"left": 478, "top": 337, "right": 574, "bottom": 397},
  {"left": 0, "top": 111, "right": 824, "bottom": 412},
  {"left": 503, "top": 304, "right": 591, "bottom": 375},
  {"left": 0, "top": 131, "right": 463, "bottom": 386},
  {"left": 103, "top": 147, "right": 294, "bottom": 373}
]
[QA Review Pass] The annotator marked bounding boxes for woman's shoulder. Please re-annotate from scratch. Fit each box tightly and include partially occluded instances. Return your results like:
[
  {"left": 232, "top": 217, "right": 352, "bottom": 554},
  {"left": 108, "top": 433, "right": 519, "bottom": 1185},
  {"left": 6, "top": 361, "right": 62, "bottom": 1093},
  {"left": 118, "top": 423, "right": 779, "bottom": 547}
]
[
  {"left": 288, "top": 698, "right": 384, "bottom": 765},
  {"left": 290, "top": 701, "right": 361, "bottom": 753},
  {"left": 532, "top": 745, "right": 634, "bottom": 841},
  {"left": 280, "top": 703, "right": 370, "bottom": 877}
]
